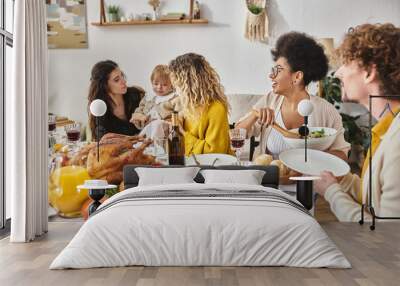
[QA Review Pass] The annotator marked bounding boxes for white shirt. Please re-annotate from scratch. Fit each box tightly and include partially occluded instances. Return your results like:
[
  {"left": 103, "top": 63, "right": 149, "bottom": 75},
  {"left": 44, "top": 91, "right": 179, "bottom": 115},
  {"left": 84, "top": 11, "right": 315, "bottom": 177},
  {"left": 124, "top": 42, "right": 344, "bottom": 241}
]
[
  {"left": 149, "top": 92, "right": 175, "bottom": 120},
  {"left": 266, "top": 110, "right": 291, "bottom": 158}
]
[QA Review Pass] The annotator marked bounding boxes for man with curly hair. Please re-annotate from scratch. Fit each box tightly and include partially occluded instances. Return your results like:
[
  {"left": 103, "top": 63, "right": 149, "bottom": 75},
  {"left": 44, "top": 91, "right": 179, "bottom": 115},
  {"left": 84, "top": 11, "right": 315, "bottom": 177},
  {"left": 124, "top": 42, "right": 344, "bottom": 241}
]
[{"left": 314, "top": 23, "right": 400, "bottom": 222}]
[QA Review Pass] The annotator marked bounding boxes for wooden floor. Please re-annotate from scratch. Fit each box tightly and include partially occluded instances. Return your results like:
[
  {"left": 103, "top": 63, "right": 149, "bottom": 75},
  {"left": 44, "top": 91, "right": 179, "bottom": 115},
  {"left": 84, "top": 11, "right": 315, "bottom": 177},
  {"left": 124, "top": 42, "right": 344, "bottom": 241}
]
[{"left": 1, "top": 220, "right": 400, "bottom": 286}]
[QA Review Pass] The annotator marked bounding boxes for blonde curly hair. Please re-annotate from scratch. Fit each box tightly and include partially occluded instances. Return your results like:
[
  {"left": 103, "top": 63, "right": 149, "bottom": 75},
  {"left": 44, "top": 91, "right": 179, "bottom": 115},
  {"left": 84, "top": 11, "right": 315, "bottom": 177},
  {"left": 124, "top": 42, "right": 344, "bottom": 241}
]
[
  {"left": 337, "top": 23, "right": 400, "bottom": 95},
  {"left": 168, "top": 53, "right": 229, "bottom": 118}
]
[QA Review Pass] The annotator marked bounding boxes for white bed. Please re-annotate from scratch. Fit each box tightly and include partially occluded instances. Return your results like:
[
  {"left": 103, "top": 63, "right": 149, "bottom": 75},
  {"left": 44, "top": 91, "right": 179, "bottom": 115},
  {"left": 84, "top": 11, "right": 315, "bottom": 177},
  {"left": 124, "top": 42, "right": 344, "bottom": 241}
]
[{"left": 50, "top": 183, "right": 350, "bottom": 269}]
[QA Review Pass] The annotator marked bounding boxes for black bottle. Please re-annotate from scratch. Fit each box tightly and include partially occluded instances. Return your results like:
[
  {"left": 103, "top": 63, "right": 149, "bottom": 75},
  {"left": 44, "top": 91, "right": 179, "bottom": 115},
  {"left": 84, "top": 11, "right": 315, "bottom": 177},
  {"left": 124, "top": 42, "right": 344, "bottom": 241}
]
[{"left": 168, "top": 111, "right": 185, "bottom": 165}]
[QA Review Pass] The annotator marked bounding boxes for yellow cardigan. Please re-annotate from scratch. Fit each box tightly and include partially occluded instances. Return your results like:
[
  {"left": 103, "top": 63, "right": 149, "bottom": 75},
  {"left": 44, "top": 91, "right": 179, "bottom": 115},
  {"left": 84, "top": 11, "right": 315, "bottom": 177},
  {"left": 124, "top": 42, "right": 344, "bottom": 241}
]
[{"left": 183, "top": 101, "right": 232, "bottom": 155}]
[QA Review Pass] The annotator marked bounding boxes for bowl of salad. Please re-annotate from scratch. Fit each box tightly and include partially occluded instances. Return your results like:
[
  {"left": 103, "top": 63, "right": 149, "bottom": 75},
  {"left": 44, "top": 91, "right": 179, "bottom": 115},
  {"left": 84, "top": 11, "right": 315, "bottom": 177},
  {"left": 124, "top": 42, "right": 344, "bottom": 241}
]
[{"left": 283, "top": 127, "right": 338, "bottom": 151}]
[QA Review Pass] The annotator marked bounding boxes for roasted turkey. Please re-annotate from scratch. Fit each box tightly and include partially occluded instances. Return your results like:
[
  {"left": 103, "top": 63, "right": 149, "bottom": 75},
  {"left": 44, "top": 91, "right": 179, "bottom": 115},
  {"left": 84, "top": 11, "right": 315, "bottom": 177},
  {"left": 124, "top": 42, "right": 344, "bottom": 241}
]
[{"left": 69, "top": 133, "right": 156, "bottom": 184}]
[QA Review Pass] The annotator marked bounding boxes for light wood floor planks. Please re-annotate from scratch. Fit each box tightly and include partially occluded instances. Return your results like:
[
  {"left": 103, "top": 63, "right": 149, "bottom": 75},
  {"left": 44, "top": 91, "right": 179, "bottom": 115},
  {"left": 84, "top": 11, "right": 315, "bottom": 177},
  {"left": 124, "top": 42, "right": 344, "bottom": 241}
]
[{"left": 1, "top": 221, "right": 400, "bottom": 286}]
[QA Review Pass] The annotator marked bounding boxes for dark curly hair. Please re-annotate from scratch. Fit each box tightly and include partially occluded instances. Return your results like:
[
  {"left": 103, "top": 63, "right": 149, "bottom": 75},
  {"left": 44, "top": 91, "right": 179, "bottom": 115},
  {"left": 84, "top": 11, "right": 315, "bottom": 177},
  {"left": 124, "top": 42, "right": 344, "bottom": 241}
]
[
  {"left": 271, "top": 32, "right": 329, "bottom": 86},
  {"left": 337, "top": 23, "right": 400, "bottom": 96}
]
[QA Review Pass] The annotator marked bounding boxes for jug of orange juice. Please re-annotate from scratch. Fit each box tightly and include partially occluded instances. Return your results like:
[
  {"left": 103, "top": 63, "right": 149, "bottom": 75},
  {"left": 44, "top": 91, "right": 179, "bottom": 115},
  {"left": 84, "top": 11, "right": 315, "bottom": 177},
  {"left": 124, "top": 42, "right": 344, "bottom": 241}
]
[{"left": 49, "top": 161, "right": 91, "bottom": 218}]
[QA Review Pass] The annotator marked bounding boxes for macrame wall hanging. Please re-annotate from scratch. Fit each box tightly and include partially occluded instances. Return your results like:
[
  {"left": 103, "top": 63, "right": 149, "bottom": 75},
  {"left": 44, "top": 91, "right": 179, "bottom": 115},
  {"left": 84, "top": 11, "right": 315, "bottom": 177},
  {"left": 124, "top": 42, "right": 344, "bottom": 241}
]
[{"left": 245, "top": 0, "right": 269, "bottom": 42}]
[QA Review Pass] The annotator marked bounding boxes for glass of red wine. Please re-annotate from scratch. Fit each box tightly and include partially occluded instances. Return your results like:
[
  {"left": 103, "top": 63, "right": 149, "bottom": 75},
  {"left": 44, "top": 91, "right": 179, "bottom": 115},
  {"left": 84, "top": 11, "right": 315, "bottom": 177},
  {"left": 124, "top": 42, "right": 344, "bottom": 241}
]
[
  {"left": 229, "top": 128, "right": 247, "bottom": 164},
  {"left": 64, "top": 123, "right": 81, "bottom": 144},
  {"left": 48, "top": 114, "right": 56, "bottom": 134}
]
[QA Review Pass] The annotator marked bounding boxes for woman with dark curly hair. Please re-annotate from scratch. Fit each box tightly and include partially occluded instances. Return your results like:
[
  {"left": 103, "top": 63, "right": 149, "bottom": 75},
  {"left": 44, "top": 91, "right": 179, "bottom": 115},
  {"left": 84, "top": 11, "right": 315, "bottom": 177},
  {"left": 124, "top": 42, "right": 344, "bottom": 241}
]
[
  {"left": 236, "top": 32, "right": 350, "bottom": 160},
  {"left": 314, "top": 23, "right": 400, "bottom": 222},
  {"left": 88, "top": 60, "right": 143, "bottom": 140}
]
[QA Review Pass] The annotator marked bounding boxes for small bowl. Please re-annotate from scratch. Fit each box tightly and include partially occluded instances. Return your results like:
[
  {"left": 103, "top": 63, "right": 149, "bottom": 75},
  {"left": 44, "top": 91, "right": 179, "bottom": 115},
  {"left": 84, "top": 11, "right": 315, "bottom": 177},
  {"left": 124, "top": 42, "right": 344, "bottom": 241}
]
[{"left": 283, "top": 127, "right": 337, "bottom": 151}]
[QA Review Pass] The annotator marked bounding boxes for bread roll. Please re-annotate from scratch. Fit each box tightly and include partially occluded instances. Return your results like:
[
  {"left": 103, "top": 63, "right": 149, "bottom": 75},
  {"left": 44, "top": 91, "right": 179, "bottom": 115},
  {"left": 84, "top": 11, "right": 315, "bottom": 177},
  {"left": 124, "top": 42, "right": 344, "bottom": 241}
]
[
  {"left": 270, "top": 160, "right": 289, "bottom": 177},
  {"left": 253, "top": 154, "right": 273, "bottom": 166},
  {"left": 288, "top": 168, "right": 301, "bottom": 177}
]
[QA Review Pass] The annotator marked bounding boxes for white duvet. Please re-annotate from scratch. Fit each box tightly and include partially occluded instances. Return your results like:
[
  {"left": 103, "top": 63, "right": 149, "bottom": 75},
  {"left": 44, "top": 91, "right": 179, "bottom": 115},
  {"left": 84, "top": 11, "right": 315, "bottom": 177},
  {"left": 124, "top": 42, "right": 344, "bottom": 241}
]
[{"left": 50, "top": 183, "right": 350, "bottom": 269}]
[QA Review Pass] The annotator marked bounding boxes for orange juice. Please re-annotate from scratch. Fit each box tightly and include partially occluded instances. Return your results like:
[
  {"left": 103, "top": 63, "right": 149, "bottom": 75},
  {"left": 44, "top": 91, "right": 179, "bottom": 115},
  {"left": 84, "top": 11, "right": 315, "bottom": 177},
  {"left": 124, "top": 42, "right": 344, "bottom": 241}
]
[{"left": 49, "top": 166, "right": 90, "bottom": 218}]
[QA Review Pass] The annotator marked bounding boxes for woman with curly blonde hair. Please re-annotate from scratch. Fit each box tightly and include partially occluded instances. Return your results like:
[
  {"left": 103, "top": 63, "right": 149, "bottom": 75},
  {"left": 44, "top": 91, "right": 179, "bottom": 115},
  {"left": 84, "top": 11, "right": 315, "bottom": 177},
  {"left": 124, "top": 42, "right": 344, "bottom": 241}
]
[
  {"left": 168, "top": 53, "right": 232, "bottom": 155},
  {"left": 314, "top": 23, "right": 400, "bottom": 222}
]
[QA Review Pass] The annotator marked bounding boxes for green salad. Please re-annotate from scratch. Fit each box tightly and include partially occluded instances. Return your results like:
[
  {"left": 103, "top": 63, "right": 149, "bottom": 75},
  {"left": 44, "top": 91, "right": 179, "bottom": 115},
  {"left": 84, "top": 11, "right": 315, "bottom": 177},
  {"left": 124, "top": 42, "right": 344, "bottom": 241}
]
[{"left": 310, "top": 128, "right": 326, "bottom": 138}]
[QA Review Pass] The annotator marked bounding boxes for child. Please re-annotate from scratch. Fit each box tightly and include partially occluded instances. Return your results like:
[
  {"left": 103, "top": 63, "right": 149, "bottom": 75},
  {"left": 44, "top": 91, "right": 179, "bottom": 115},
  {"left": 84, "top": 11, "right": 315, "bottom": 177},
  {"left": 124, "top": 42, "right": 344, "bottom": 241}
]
[{"left": 130, "top": 65, "right": 178, "bottom": 138}]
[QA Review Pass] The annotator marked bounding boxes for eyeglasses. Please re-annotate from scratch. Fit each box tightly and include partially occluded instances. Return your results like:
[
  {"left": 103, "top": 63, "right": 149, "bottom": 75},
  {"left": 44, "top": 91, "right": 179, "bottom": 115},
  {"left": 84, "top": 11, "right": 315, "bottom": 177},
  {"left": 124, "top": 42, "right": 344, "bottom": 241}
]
[{"left": 270, "top": 65, "right": 284, "bottom": 78}]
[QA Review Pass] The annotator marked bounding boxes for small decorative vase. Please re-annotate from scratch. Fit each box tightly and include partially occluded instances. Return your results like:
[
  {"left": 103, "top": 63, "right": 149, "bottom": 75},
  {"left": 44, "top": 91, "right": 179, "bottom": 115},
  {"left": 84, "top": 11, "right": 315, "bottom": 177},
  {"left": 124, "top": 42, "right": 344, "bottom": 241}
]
[{"left": 153, "top": 8, "right": 160, "bottom": 20}]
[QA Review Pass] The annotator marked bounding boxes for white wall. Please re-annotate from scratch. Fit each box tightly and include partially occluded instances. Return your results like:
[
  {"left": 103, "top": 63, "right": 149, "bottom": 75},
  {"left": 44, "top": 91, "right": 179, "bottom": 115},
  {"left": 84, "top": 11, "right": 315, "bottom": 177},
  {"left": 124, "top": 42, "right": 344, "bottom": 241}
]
[{"left": 48, "top": 0, "right": 400, "bottom": 124}]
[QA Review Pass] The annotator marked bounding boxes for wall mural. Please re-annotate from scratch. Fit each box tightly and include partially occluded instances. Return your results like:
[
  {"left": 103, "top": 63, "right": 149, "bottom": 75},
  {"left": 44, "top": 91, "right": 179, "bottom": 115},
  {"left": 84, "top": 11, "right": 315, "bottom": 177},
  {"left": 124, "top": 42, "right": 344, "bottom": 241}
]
[{"left": 46, "top": 0, "right": 88, "bottom": 49}]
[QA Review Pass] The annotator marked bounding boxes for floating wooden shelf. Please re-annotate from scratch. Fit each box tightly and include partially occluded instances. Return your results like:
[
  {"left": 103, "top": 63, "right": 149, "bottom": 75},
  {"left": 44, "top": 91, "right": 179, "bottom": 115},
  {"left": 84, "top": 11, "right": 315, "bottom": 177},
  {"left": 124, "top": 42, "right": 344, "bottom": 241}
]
[{"left": 91, "top": 19, "right": 209, "bottom": 26}]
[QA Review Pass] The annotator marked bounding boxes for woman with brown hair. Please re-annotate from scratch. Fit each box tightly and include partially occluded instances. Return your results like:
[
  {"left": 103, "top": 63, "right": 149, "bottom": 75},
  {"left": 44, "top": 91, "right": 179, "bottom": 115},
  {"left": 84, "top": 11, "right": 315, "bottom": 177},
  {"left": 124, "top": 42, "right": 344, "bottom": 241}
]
[
  {"left": 168, "top": 53, "right": 232, "bottom": 155},
  {"left": 314, "top": 23, "right": 400, "bottom": 222},
  {"left": 88, "top": 60, "right": 143, "bottom": 140}
]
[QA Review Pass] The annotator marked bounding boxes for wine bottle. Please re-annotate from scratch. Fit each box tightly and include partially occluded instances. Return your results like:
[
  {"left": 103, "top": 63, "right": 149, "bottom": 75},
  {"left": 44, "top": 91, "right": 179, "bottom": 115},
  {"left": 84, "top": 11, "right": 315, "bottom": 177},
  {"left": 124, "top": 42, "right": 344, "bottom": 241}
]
[{"left": 168, "top": 111, "right": 185, "bottom": 165}]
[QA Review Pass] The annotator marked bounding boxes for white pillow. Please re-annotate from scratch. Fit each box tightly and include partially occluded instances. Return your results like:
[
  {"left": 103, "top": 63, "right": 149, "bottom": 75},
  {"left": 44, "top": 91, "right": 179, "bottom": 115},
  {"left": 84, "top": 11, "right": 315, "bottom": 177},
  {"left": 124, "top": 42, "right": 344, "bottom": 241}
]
[
  {"left": 136, "top": 167, "right": 200, "bottom": 186},
  {"left": 200, "top": 169, "right": 265, "bottom": 185}
]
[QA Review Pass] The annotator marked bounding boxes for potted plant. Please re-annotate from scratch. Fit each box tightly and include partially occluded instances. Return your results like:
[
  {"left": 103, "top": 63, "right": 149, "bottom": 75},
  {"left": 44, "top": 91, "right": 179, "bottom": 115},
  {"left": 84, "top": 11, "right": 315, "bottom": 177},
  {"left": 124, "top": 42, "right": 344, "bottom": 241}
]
[
  {"left": 107, "top": 5, "right": 120, "bottom": 22},
  {"left": 320, "top": 72, "right": 370, "bottom": 171},
  {"left": 247, "top": 3, "right": 264, "bottom": 15}
]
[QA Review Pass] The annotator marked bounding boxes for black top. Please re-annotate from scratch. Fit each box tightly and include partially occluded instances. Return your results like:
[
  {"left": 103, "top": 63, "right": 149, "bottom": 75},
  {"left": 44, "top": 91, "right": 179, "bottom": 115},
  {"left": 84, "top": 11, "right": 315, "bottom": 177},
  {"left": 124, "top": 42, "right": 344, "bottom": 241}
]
[{"left": 96, "top": 87, "right": 143, "bottom": 140}]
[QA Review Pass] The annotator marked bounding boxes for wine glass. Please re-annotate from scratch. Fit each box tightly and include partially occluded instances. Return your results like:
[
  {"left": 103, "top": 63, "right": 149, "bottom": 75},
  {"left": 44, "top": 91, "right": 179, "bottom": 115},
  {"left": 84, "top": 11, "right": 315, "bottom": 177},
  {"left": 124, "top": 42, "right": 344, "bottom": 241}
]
[
  {"left": 48, "top": 114, "right": 56, "bottom": 134},
  {"left": 65, "top": 123, "right": 81, "bottom": 143},
  {"left": 64, "top": 123, "right": 81, "bottom": 153},
  {"left": 153, "top": 137, "right": 168, "bottom": 165},
  {"left": 229, "top": 128, "right": 247, "bottom": 164}
]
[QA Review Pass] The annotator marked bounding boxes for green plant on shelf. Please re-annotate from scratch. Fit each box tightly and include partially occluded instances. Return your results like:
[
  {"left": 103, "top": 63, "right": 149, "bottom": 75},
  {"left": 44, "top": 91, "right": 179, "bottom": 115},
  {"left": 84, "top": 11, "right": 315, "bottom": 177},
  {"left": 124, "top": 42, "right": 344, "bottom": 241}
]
[
  {"left": 320, "top": 72, "right": 370, "bottom": 154},
  {"left": 107, "top": 5, "right": 120, "bottom": 14},
  {"left": 107, "top": 5, "right": 120, "bottom": 22}
]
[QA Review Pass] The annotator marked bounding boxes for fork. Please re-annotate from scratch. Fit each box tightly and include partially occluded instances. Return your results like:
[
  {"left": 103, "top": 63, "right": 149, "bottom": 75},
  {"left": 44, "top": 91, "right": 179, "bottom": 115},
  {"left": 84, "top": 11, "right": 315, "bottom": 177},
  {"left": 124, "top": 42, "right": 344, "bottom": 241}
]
[
  {"left": 191, "top": 154, "right": 201, "bottom": 166},
  {"left": 211, "top": 158, "right": 219, "bottom": 167}
]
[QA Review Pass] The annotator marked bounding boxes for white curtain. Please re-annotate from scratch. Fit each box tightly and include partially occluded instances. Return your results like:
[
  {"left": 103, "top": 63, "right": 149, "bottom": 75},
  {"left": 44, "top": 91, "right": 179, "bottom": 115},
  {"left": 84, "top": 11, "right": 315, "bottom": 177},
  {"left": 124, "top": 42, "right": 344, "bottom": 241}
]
[{"left": 8, "top": 0, "right": 48, "bottom": 242}]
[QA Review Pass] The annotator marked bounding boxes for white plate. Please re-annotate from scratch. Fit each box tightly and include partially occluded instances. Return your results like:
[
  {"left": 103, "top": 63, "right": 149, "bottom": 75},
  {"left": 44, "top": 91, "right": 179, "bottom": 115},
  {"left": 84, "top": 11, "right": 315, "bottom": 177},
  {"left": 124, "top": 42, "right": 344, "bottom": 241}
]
[
  {"left": 279, "top": 149, "right": 350, "bottom": 177},
  {"left": 185, "top": 153, "right": 238, "bottom": 166}
]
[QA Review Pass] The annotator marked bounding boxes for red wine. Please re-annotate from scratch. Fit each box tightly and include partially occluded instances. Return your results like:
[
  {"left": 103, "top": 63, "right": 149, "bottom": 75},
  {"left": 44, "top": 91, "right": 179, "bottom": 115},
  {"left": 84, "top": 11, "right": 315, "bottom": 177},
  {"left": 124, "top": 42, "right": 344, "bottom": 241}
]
[
  {"left": 231, "top": 139, "right": 245, "bottom": 148},
  {"left": 66, "top": 130, "right": 80, "bottom": 141},
  {"left": 48, "top": 123, "right": 56, "bottom": 131},
  {"left": 168, "top": 112, "right": 185, "bottom": 165}
]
